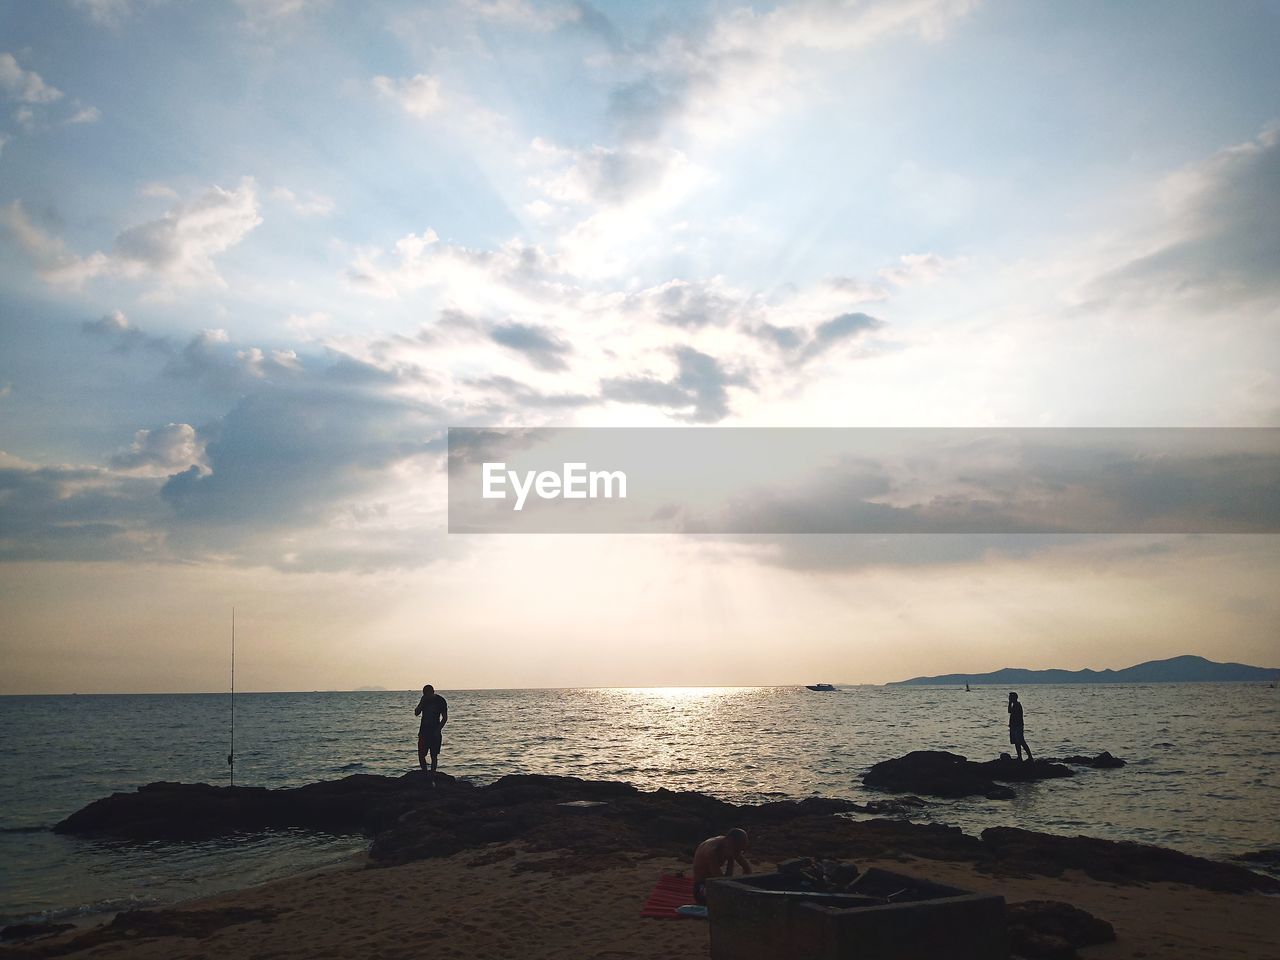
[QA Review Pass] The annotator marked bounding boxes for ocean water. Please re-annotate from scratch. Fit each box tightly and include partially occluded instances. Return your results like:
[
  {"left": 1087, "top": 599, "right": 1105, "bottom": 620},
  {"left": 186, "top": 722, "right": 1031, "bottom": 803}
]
[{"left": 1, "top": 684, "right": 1277, "bottom": 926}]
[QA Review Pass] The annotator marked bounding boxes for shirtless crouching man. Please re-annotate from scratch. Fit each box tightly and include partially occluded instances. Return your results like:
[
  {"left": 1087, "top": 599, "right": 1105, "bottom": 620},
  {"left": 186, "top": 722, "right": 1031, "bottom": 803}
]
[{"left": 692, "top": 828, "right": 752, "bottom": 905}]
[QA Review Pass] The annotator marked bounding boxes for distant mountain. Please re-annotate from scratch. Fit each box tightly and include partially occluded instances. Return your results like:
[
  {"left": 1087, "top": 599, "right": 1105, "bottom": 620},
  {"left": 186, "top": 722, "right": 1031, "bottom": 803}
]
[
  {"left": 353, "top": 685, "right": 388, "bottom": 691},
  {"left": 888, "top": 655, "right": 1279, "bottom": 686}
]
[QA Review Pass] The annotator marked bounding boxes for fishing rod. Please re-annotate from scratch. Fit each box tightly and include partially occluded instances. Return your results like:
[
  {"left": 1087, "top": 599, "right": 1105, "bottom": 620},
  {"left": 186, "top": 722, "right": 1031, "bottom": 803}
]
[{"left": 228, "top": 606, "right": 235, "bottom": 787}]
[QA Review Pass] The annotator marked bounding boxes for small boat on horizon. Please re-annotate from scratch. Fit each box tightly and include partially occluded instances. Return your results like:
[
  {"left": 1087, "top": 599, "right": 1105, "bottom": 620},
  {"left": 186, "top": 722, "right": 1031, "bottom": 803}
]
[{"left": 805, "top": 683, "right": 837, "bottom": 692}]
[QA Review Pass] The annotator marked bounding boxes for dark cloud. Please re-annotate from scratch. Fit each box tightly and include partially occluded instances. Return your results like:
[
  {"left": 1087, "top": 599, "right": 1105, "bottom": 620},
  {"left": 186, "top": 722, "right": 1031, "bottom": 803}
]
[
  {"left": 489, "top": 321, "right": 573, "bottom": 371},
  {"left": 621, "top": 280, "right": 757, "bottom": 329},
  {"left": 803, "top": 312, "right": 883, "bottom": 360},
  {"left": 0, "top": 461, "right": 169, "bottom": 562},
  {"left": 4, "top": 323, "right": 451, "bottom": 569},
  {"left": 1090, "top": 127, "right": 1280, "bottom": 306},
  {"left": 81, "top": 310, "right": 173, "bottom": 355},
  {"left": 749, "top": 311, "right": 884, "bottom": 363},
  {"left": 160, "top": 368, "right": 441, "bottom": 527},
  {"left": 601, "top": 345, "right": 749, "bottom": 422}
]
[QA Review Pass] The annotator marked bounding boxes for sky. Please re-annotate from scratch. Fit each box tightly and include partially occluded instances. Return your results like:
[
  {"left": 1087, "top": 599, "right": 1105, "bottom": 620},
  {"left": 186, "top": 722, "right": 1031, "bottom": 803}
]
[{"left": 1, "top": 0, "right": 1278, "bottom": 693}]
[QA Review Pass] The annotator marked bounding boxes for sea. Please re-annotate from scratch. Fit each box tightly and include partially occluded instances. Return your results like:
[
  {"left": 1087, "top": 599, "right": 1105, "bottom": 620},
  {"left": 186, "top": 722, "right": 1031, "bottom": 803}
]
[{"left": 1, "top": 683, "right": 1277, "bottom": 926}]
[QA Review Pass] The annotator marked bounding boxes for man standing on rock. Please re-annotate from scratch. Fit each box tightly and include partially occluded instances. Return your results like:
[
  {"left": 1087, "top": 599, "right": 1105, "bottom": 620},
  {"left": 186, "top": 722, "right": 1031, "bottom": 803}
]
[
  {"left": 1008, "top": 691, "right": 1033, "bottom": 761},
  {"left": 414, "top": 684, "right": 448, "bottom": 774}
]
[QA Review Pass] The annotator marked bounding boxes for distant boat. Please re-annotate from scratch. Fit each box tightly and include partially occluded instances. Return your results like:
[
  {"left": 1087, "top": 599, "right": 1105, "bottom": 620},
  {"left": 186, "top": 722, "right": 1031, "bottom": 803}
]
[{"left": 806, "top": 683, "right": 837, "bottom": 692}]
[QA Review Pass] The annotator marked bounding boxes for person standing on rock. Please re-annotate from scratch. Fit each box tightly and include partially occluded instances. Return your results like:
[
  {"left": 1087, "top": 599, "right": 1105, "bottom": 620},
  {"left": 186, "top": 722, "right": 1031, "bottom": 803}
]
[
  {"left": 414, "top": 684, "right": 448, "bottom": 774},
  {"left": 1008, "top": 691, "right": 1033, "bottom": 761}
]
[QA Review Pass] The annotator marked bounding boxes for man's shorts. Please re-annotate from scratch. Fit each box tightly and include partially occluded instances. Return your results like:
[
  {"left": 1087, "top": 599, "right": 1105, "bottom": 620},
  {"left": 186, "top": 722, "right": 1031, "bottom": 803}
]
[
  {"left": 418, "top": 730, "right": 443, "bottom": 754},
  {"left": 1009, "top": 728, "right": 1025, "bottom": 744}
]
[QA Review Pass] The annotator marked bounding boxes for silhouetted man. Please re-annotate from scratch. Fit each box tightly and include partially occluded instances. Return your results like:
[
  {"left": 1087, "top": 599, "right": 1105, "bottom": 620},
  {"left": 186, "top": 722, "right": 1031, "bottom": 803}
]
[
  {"left": 1008, "top": 691, "right": 1033, "bottom": 761},
  {"left": 414, "top": 684, "right": 448, "bottom": 773},
  {"left": 692, "top": 828, "right": 752, "bottom": 905}
]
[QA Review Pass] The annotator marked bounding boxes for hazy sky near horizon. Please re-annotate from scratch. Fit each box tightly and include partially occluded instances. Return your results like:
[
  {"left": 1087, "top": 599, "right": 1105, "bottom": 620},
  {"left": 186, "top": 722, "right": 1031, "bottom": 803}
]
[{"left": 1, "top": 0, "right": 1279, "bottom": 693}]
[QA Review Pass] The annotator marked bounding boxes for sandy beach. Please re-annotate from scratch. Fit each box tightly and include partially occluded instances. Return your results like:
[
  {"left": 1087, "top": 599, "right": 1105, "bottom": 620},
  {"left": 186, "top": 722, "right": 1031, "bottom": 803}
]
[{"left": 4, "top": 840, "right": 1278, "bottom": 960}]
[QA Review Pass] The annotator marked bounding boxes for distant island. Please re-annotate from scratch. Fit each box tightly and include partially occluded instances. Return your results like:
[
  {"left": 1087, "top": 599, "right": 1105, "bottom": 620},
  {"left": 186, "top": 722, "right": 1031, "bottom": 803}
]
[
  {"left": 887, "top": 654, "right": 1279, "bottom": 686},
  {"left": 353, "top": 685, "right": 389, "bottom": 692}
]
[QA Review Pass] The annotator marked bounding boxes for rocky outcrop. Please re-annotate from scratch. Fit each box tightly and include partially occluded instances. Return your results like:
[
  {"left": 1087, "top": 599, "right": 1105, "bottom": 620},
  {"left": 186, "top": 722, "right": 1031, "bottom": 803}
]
[
  {"left": 982, "top": 827, "right": 1277, "bottom": 893},
  {"left": 52, "top": 771, "right": 1280, "bottom": 895},
  {"left": 861, "top": 751, "right": 1073, "bottom": 800},
  {"left": 54, "top": 771, "right": 464, "bottom": 840},
  {"left": 0, "top": 924, "right": 74, "bottom": 944},
  {"left": 1237, "top": 848, "right": 1280, "bottom": 873},
  {"left": 1007, "top": 900, "right": 1115, "bottom": 959}
]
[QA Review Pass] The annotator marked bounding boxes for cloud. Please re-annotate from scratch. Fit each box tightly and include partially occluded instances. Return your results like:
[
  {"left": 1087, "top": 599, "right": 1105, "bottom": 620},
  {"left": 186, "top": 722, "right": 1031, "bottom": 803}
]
[
  {"left": 3, "top": 178, "right": 262, "bottom": 291},
  {"left": 69, "top": 0, "right": 133, "bottom": 25},
  {"left": 1089, "top": 126, "right": 1280, "bottom": 307},
  {"left": 81, "top": 313, "right": 304, "bottom": 391},
  {"left": 373, "top": 73, "right": 443, "bottom": 118},
  {"left": 270, "top": 186, "right": 335, "bottom": 217},
  {"left": 155, "top": 359, "right": 447, "bottom": 568},
  {"left": 489, "top": 321, "right": 573, "bottom": 371},
  {"left": 346, "top": 231, "right": 569, "bottom": 307},
  {"left": 459, "top": 0, "right": 583, "bottom": 31},
  {"left": 0, "top": 453, "right": 170, "bottom": 562},
  {"left": 689, "top": 432, "right": 1280, "bottom": 547},
  {"left": 66, "top": 104, "right": 101, "bottom": 124},
  {"left": 749, "top": 310, "right": 885, "bottom": 364},
  {"left": 0, "top": 53, "right": 63, "bottom": 104},
  {"left": 520, "top": 1, "right": 978, "bottom": 274},
  {"left": 529, "top": 138, "right": 689, "bottom": 207},
  {"left": 234, "top": 0, "right": 319, "bottom": 27},
  {"left": 465, "top": 375, "right": 594, "bottom": 410},
  {"left": 110, "top": 423, "right": 205, "bottom": 477},
  {"left": 879, "top": 252, "right": 965, "bottom": 286},
  {"left": 138, "top": 182, "right": 179, "bottom": 199},
  {"left": 6, "top": 325, "right": 454, "bottom": 569},
  {"left": 622, "top": 278, "right": 758, "bottom": 329},
  {"left": 602, "top": 345, "right": 749, "bottom": 422},
  {"left": 81, "top": 310, "right": 173, "bottom": 354},
  {"left": 800, "top": 311, "right": 884, "bottom": 361}
]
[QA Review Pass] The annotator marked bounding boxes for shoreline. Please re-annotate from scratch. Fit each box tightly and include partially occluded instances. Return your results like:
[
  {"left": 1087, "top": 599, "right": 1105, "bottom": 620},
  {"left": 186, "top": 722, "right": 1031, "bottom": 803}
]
[{"left": 5, "top": 770, "right": 1278, "bottom": 957}]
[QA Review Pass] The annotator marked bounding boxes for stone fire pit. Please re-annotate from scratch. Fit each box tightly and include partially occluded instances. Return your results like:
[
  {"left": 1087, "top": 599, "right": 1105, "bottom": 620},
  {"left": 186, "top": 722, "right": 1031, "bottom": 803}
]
[{"left": 706, "top": 866, "right": 1007, "bottom": 960}]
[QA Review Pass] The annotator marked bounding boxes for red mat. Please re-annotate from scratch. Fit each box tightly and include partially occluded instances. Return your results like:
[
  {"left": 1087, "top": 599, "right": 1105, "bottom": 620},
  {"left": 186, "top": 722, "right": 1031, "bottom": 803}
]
[{"left": 640, "top": 874, "right": 697, "bottom": 919}]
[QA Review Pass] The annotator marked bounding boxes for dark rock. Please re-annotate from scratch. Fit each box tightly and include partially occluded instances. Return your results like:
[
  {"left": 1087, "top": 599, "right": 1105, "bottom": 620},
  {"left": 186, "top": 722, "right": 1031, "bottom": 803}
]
[
  {"left": 856, "top": 795, "right": 929, "bottom": 817},
  {"left": 976, "top": 754, "right": 1075, "bottom": 783},
  {"left": 1045, "top": 752, "right": 1125, "bottom": 768},
  {"left": 53, "top": 770, "right": 1280, "bottom": 898},
  {"left": 0, "top": 923, "right": 74, "bottom": 942},
  {"left": 862, "top": 750, "right": 1076, "bottom": 800},
  {"left": 982, "top": 827, "right": 1280, "bottom": 893},
  {"left": 864, "top": 751, "right": 1015, "bottom": 799},
  {"left": 1237, "top": 848, "right": 1280, "bottom": 869},
  {"left": 1007, "top": 899, "right": 1115, "bottom": 959},
  {"left": 753, "top": 796, "right": 862, "bottom": 819},
  {"left": 54, "top": 772, "right": 466, "bottom": 840}
]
